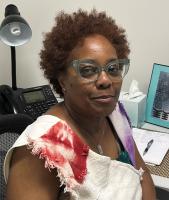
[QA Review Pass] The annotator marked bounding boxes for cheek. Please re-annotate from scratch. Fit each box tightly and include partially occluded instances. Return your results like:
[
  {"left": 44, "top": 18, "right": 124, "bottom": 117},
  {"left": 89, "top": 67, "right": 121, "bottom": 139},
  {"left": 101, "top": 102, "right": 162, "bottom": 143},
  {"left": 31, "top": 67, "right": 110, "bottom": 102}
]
[
  {"left": 113, "top": 81, "right": 122, "bottom": 96},
  {"left": 66, "top": 79, "right": 89, "bottom": 99}
]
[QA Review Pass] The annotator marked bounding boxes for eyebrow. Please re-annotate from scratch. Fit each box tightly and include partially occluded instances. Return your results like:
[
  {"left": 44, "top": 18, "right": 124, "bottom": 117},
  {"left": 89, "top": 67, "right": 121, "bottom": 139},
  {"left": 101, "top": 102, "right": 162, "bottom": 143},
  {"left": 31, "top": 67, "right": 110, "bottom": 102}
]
[
  {"left": 78, "top": 58, "right": 118, "bottom": 65},
  {"left": 106, "top": 58, "right": 118, "bottom": 64},
  {"left": 78, "top": 59, "right": 95, "bottom": 63}
]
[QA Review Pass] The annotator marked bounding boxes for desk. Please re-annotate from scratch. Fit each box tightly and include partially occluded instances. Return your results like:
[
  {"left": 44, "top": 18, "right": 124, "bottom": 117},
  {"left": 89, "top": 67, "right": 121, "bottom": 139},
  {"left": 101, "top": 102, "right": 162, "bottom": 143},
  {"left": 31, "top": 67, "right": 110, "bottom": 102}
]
[
  {"left": 147, "top": 151, "right": 169, "bottom": 190},
  {"left": 141, "top": 123, "right": 169, "bottom": 190}
]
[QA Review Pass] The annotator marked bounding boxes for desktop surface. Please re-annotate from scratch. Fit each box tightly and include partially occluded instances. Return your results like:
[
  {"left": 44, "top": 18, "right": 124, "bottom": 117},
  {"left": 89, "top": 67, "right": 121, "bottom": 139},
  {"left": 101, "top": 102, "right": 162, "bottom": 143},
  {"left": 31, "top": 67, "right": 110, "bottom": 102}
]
[
  {"left": 140, "top": 122, "right": 169, "bottom": 190},
  {"left": 142, "top": 122, "right": 169, "bottom": 134}
]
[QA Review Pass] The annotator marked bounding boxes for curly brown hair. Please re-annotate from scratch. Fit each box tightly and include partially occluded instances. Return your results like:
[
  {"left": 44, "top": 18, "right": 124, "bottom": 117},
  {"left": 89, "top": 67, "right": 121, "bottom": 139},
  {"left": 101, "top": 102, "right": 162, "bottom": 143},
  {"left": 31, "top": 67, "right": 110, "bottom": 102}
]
[{"left": 40, "top": 9, "right": 130, "bottom": 97}]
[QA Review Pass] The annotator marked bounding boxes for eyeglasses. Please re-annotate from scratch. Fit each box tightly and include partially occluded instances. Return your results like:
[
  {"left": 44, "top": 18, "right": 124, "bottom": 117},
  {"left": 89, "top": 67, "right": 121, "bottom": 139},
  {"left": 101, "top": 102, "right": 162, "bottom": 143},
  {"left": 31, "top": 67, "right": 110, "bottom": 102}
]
[{"left": 70, "top": 58, "right": 130, "bottom": 83}]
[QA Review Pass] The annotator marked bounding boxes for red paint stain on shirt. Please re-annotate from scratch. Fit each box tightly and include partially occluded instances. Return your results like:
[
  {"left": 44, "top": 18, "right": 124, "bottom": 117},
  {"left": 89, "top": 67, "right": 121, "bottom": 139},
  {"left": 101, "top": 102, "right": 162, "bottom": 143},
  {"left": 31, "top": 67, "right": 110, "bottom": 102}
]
[{"left": 40, "top": 121, "right": 89, "bottom": 183}]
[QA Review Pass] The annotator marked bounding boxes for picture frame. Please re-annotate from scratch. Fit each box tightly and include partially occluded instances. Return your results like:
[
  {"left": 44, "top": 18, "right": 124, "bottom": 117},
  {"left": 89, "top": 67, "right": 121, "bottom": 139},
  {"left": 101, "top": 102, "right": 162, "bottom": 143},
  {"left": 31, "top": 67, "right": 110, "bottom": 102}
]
[{"left": 146, "top": 63, "right": 169, "bottom": 128}]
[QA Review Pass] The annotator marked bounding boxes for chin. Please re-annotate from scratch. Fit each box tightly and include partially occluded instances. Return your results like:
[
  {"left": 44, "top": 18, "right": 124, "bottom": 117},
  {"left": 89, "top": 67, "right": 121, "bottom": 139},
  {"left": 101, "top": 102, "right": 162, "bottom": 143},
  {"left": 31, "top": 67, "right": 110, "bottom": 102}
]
[{"left": 93, "top": 102, "right": 117, "bottom": 117}]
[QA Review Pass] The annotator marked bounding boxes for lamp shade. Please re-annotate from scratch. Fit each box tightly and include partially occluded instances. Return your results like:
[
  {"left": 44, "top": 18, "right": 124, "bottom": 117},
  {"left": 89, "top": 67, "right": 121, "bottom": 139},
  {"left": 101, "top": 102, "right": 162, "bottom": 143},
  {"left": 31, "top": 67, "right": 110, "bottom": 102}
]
[{"left": 0, "top": 4, "right": 32, "bottom": 46}]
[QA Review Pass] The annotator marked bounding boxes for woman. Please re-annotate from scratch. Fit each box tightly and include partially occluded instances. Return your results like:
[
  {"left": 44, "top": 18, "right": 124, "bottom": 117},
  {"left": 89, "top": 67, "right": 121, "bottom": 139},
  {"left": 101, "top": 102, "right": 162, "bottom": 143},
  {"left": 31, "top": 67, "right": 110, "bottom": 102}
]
[{"left": 4, "top": 9, "right": 156, "bottom": 199}]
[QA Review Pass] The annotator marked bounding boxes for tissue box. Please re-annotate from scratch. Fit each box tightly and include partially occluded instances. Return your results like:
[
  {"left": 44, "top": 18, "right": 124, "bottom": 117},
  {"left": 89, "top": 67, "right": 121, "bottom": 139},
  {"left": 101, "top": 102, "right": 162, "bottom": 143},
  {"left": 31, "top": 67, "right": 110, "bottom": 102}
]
[{"left": 119, "top": 92, "right": 146, "bottom": 128}]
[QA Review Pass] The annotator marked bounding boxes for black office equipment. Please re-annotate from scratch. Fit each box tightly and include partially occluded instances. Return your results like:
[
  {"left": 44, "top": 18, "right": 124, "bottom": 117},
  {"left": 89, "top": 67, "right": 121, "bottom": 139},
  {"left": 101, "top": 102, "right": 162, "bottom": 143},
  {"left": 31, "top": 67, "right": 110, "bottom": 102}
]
[
  {"left": 0, "top": 4, "right": 32, "bottom": 91},
  {"left": 0, "top": 84, "right": 57, "bottom": 119},
  {"left": 156, "top": 187, "right": 169, "bottom": 200},
  {"left": 0, "top": 5, "right": 58, "bottom": 120}
]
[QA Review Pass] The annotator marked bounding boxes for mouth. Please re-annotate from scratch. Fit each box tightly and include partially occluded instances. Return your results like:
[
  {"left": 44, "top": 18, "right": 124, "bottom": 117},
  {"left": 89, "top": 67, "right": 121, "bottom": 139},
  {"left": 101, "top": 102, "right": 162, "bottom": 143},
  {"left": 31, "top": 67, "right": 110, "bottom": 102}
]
[{"left": 91, "top": 95, "right": 117, "bottom": 103}]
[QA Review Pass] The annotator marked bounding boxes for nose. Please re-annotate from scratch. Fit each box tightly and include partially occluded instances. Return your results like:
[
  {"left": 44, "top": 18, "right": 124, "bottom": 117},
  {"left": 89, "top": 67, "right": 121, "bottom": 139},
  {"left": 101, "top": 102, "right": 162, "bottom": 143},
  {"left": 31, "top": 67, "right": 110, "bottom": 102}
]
[{"left": 95, "top": 70, "right": 112, "bottom": 89}]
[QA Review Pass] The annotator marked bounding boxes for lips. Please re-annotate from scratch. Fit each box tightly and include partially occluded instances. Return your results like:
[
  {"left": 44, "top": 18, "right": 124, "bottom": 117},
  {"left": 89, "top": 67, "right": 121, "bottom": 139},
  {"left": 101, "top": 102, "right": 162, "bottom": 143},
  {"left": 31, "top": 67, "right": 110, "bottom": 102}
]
[{"left": 91, "top": 95, "right": 116, "bottom": 103}]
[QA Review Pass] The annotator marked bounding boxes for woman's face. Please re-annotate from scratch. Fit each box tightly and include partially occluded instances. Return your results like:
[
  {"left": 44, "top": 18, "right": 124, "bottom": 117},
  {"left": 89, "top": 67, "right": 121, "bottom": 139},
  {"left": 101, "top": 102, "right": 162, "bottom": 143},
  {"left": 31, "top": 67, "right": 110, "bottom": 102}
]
[{"left": 60, "top": 34, "right": 123, "bottom": 118}]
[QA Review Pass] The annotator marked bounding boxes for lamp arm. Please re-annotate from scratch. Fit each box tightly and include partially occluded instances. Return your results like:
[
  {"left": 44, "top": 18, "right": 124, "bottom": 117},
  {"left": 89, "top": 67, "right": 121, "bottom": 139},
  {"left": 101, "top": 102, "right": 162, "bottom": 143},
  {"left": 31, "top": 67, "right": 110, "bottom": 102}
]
[{"left": 10, "top": 46, "right": 17, "bottom": 90}]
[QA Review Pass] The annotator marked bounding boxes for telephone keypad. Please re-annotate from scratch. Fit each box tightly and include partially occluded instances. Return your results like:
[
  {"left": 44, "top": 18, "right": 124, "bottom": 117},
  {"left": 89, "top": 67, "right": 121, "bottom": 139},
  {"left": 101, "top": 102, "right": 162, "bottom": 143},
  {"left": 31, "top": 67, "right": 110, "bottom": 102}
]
[{"left": 22, "top": 85, "right": 57, "bottom": 120}]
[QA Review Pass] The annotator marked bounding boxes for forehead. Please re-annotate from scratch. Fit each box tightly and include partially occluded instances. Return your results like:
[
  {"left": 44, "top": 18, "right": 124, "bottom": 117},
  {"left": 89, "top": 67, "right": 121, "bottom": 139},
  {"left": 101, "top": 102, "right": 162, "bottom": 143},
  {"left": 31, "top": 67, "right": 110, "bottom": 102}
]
[{"left": 70, "top": 34, "right": 117, "bottom": 62}]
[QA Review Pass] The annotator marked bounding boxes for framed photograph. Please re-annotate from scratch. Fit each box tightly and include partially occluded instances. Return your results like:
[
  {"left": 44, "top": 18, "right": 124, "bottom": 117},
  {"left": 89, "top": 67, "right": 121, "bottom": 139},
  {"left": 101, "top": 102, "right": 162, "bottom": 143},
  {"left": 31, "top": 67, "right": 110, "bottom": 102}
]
[{"left": 146, "top": 63, "right": 169, "bottom": 128}]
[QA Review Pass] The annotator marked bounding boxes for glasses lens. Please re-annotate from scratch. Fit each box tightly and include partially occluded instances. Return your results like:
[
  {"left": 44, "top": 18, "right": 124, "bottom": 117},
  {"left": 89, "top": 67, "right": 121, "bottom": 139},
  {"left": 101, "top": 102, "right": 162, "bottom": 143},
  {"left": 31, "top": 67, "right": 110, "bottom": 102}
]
[
  {"left": 79, "top": 63, "right": 99, "bottom": 79},
  {"left": 107, "top": 59, "right": 129, "bottom": 79},
  {"left": 72, "top": 59, "right": 129, "bottom": 82},
  {"left": 119, "top": 59, "right": 129, "bottom": 78},
  {"left": 107, "top": 63, "right": 121, "bottom": 77}
]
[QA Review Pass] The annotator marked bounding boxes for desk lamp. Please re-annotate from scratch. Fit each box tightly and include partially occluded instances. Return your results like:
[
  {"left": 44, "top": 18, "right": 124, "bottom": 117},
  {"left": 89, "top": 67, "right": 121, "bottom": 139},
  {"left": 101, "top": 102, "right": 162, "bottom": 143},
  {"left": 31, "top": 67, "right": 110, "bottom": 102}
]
[{"left": 0, "top": 4, "right": 32, "bottom": 90}]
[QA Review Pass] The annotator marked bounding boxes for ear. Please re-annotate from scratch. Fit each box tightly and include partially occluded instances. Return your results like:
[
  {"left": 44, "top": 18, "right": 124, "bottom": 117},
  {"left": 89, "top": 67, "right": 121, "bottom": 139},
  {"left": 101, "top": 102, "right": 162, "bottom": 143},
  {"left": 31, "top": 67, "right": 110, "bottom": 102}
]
[{"left": 58, "top": 73, "right": 66, "bottom": 91}]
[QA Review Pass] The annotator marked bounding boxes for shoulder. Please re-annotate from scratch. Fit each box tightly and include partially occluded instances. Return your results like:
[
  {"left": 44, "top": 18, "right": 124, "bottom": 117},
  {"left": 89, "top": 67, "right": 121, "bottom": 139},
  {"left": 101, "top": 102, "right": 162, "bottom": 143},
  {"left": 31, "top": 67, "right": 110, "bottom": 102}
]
[
  {"left": 6, "top": 145, "right": 61, "bottom": 199},
  {"left": 45, "top": 101, "right": 67, "bottom": 120},
  {"left": 3, "top": 114, "right": 62, "bottom": 182}
]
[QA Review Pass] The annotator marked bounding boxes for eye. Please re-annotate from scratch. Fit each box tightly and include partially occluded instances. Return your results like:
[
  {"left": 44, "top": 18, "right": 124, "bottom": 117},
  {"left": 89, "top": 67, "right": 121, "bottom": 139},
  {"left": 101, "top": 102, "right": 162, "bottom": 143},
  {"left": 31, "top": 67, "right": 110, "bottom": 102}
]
[
  {"left": 107, "top": 63, "right": 122, "bottom": 76},
  {"left": 79, "top": 63, "right": 98, "bottom": 78}
]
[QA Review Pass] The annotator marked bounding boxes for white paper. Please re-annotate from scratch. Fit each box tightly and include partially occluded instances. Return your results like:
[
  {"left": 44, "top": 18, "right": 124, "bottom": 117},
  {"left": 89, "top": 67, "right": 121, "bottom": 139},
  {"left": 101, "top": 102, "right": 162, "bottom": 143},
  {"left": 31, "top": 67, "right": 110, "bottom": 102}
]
[{"left": 132, "top": 128, "right": 169, "bottom": 165}]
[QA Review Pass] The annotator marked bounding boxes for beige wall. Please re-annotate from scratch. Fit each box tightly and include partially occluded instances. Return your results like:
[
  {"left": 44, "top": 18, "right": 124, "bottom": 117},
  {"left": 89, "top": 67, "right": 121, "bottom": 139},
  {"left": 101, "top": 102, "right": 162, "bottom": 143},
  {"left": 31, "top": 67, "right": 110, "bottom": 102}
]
[{"left": 0, "top": 0, "right": 169, "bottom": 95}]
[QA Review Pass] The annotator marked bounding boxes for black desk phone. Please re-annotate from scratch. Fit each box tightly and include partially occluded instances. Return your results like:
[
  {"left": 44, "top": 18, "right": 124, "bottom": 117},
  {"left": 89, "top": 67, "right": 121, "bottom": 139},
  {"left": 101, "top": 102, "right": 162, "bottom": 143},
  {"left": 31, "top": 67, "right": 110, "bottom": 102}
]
[{"left": 0, "top": 84, "right": 57, "bottom": 120}]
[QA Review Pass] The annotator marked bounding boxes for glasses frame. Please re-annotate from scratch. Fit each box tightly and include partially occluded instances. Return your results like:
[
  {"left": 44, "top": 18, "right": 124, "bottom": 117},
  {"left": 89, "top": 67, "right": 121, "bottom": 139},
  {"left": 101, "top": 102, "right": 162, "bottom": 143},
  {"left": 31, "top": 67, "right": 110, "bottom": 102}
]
[{"left": 70, "top": 58, "right": 130, "bottom": 83}]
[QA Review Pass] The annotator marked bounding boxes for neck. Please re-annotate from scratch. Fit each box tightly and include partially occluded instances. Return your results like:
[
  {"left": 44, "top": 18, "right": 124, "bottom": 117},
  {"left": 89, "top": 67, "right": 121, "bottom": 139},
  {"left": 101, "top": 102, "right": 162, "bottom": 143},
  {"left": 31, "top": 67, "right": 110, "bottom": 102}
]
[
  {"left": 63, "top": 101, "right": 106, "bottom": 136},
  {"left": 63, "top": 101, "right": 109, "bottom": 155}
]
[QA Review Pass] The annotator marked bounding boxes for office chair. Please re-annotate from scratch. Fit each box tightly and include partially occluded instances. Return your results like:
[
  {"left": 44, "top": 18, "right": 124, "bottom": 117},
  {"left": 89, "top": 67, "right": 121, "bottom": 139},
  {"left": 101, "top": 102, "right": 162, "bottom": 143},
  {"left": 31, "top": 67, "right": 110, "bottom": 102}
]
[{"left": 0, "top": 113, "right": 34, "bottom": 200}]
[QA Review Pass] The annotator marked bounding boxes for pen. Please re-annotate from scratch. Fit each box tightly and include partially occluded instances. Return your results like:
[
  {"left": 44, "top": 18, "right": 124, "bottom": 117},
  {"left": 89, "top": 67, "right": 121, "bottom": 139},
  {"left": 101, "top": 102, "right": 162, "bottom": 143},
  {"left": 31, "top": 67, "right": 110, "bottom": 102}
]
[{"left": 143, "top": 139, "right": 154, "bottom": 156}]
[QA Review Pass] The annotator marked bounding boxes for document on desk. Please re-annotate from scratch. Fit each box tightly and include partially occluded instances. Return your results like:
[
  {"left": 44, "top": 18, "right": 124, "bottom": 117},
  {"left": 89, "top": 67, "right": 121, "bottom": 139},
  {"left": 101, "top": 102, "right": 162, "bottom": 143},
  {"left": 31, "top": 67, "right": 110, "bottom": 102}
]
[{"left": 132, "top": 128, "right": 169, "bottom": 165}]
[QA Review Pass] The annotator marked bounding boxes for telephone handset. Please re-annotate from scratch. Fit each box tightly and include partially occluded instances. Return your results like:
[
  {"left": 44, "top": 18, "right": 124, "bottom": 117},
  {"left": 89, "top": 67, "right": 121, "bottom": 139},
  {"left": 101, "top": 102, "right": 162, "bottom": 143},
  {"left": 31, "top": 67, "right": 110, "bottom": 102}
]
[
  {"left": 0, "top": 84, "right": 57, "bottom": 119},
  {"left": 0, "top": 85, "right": 19, "bottom": 114}
]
